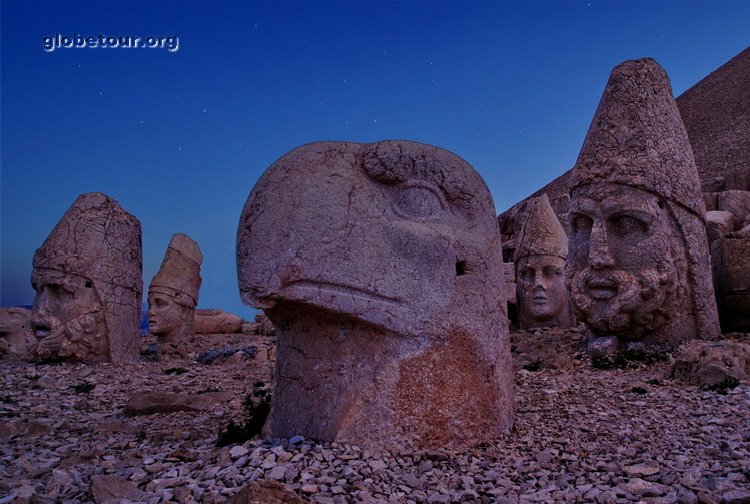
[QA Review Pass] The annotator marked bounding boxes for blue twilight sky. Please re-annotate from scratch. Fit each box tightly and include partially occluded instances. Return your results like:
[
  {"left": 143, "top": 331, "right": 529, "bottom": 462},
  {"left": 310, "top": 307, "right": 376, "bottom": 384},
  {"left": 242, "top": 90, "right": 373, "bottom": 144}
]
[{"left": 1, "top": 1, "right": 748, "bottom": 318}]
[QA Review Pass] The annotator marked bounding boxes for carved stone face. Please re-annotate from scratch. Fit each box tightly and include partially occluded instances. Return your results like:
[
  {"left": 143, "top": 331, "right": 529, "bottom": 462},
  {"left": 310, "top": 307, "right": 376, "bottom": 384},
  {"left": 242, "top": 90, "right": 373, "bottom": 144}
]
[
  {"left": 29, "top": 270, "right": 108, "bottom": 360},
  {"left": 567, "top": 183, "right": 685, "bottom": 341},
  {"left": 237, "top": 141, "right": 512, "bottom": 451},
  {"left": 517, "top": 255, "right": 568, "bottom": 325},
  {"left": 147, "top": 292, "right": 191, "bottom": 342}
]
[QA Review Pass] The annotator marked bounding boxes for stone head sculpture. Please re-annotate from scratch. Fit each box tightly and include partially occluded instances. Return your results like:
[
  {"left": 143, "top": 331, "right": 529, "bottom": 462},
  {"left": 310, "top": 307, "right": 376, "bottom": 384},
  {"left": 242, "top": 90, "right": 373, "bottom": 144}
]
[
  {"left": 566, "top": 58, "right": 720, "bottom": 354},
  {"left": 515, "top": 194, "right": 572, "bottom": 329},
  {"left": 237, "top": 140, "right": 512, "bottom": 450},
  {"left": 147, "top": 233, "right": 203, "bottom": 343},
  {"left": 30, "top": 192, "right": 142, "bottom": 362}
]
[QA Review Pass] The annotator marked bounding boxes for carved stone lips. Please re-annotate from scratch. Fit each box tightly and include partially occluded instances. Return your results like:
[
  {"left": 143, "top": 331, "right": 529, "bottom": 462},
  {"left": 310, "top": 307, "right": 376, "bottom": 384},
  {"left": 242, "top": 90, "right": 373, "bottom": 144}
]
[
  {"left": 30, "top": 319, "right": 52, "bottom": 338},
  {"left": 587, "top": 277, "right": 618, "bottom": 300},
  {"left": 532, "top": 294, "right": 548, "bottom": 304},
  {"left": 265, "top": 280, "right": 405, "bottom": 330},
  {"left": 279, "top": 280, "right": 402, "bottom": 307}
]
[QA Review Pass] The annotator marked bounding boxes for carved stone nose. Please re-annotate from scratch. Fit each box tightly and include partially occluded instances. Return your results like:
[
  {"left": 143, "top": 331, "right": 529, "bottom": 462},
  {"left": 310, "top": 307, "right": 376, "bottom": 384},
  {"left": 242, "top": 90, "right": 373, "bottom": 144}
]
[{"left": 589, "top": 222, "right": 615, "bottom": 269}]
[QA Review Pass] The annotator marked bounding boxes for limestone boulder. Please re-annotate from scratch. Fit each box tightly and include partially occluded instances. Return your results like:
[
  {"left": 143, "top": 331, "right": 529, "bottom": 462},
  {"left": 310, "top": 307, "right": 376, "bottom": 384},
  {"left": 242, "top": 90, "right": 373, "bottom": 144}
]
[
  {"left": 194, "top": 309, "right": 243, "bottom": 334},
  {"left": 0, "top": 307, "right": 33, "bottom": 358},
  {"left": 711, "top": 236, "right": 750, "bottom": 332},
  {"left": 717, "top": 190, "right": 750, "bottom": 225},
  {"left": 237, "top": 140, "right": 513, "bottom": 450},
  {"left": 228, "top": 480, "right": 304, "bottom": 504},
  {"left": 124, "top": 390, "right": 233, "bottom": 416},
  {"left": 706, "top": 210, "right": 738, "bottom": 243},
  {"left": 672, "top": 339, "right": 750, "bottom": 388}
]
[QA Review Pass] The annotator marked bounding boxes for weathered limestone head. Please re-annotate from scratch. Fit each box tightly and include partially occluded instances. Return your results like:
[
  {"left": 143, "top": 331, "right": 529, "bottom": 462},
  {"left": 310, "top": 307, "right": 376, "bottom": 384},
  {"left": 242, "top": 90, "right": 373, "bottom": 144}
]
[
  {"left": 148, "top": 233, "right": 203, "bottom": 344},
  {"left": 30, "top": 192, "right": 142, "bottom": 362},
  {"left": 0, "top": 307, "right": 33, "bottom": 358},
  {"left": 567, "top": 58, "right": 720, "bottom": 353},
  {"left": 514, "top": 194, "right": 572, "bottom": 329},
  {"left": 237, "top": 140, "right": 512, "bottom": 450}
]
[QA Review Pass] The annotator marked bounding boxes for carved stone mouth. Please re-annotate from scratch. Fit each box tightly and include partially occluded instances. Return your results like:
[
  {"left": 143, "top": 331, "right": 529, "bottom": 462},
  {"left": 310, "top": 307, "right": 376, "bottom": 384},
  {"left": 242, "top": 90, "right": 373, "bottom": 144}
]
[
  {"left": 587, "top": 278, "right": 618, "bottom": 300},
  {"left": 280, "top": 280, "right": 402, "bottom": 307},
  {"left": 31, "top": 320, "right": 52, "bottom": 338}
]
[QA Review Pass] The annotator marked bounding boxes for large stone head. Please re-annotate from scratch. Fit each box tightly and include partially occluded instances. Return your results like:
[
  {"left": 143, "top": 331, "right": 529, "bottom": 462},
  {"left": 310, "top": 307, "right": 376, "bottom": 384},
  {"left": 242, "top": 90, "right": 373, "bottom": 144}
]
[
  {"left": 147, "top": 233, "right": 202, "bottom": 343},
  {"left": 237, "top": 140, "right": 512, "bottom": 450},
  {"left": 567, "top": 58, "right": 720, "bottom": 352},
  {"left": 30, "top": 193, "right": 142, "bottom": 362},
  {"left": 514, "top": 194, "right": 572, "bottom": 329}
]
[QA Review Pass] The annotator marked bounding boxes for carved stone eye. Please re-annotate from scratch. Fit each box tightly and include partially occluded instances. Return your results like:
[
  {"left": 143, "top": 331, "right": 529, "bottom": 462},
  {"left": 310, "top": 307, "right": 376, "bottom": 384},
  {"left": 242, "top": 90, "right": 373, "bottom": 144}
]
[
  {"left": 392, "top": 182, "right": 445, "bottom": 220},
  {"left": 609, "top": 214, "right": 649, "bottom": 238},
  {"left": 570, "top": 214, "right": 593, "bottom": 239}
]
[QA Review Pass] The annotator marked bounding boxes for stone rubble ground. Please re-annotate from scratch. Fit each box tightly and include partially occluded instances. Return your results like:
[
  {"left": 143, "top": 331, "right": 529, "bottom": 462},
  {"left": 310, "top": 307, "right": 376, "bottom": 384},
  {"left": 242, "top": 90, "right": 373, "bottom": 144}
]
[{"left": 1, "top": 331, "right": 750, "bottom": 503}]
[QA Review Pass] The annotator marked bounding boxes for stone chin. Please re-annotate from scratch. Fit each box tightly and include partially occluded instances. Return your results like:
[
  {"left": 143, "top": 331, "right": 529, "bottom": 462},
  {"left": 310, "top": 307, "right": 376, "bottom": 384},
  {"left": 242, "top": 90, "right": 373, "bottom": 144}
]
[{"left": 569, "top": 266, "right": 673, "bottom": 340}]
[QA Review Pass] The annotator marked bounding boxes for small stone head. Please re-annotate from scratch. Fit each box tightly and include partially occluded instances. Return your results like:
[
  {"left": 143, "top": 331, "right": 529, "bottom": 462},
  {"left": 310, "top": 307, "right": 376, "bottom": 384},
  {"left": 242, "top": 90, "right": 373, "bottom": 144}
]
[
  {"left": 147, "top": 233, "right": 202, "bottom": 343},
  {"left": 566, "top": 58, "right": 720, "bottom": 350},
  {"left": 514, "top": 194, "right": 572, "bottom": 329},
  {"left": 30, "top": 192, "right": 142, "bottom": 362}
]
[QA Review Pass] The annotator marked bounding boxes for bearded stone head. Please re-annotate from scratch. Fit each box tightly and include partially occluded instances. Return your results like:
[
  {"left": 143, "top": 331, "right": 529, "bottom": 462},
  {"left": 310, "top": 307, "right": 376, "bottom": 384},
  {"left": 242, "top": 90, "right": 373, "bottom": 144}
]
[
  {"left": 566, "top": 58, "right": 720, "bottom": 353},
  {"left": 30, "top": 192, "right": 142, "bottom": 362}
]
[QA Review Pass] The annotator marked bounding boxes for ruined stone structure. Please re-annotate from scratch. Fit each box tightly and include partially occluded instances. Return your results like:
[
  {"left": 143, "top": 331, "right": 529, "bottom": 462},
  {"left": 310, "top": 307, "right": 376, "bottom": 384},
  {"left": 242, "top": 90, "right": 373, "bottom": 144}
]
[
  {"left": 30, "top": 193, "right": 142, "bottom": 362},
  {"left": 0, "top": 307, "right": 33, "bottom": 358},
  {"left": 514, "top": 194, "right": 572, "bottom": 329},
  {"left": 498, "top": 47, "right": 750, "bottom": 334},
  {"left": 237, "top": 140, "right": 513, "bottom": 450},
  {"left": 194, "top": 309, "right": 243, "bottom": 334},
  {"left": 148, "top": 234, "right": 203, "bottom": 344},
  {"left": 566, "top": 58, "right": 721, "bottom": 355}
]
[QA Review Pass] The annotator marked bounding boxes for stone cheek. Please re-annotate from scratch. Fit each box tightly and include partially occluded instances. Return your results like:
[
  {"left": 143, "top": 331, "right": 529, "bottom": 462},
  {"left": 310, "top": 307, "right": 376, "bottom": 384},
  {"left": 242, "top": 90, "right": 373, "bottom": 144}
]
[{"left": 237, "top": 140, "right": 513, "bottom": 450}]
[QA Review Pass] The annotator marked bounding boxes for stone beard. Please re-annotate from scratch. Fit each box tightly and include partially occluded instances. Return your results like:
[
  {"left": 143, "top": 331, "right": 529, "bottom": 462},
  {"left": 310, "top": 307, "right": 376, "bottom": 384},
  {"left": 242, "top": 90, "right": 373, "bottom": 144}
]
[
  {"left": 29, "top": 270, "right": 109, "bottom": 361},
  {"left": 516, "top": 255, "right": 570, "bottom": 328},
  {"left": 566, "top": 183, "right": 690, "bottom": 347},
  {"left": 147, "top": 290, "right": 195, "bottom": 344}
]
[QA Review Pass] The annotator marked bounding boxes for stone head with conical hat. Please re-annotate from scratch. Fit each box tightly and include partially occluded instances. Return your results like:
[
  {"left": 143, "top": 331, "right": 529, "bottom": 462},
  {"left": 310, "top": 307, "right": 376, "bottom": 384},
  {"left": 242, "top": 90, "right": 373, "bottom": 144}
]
[
  {"left": 515, "top": 194, "right": 573, "bottom": 329},
  {"left": 147, "top": 233, "right": 203, "bottom": 343},
  {"left": 30, "top": 192, "right": 142, "bottom": 362},
  {"left": 566, "top": 58, "right": 720, "bottom": 354}
]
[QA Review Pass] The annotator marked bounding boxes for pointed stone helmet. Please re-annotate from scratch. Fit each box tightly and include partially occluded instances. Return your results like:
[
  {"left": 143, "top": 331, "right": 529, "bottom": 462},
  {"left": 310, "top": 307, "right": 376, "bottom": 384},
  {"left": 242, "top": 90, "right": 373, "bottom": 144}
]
[
  {"left": 149, "top": 233, "right": 203, "bottom": 308},
  {"left": 514, "top": 194, "right": 567, "bottom": 262},
  {"left": 570, "top": 58, "right": 705, "bottom": 219}
]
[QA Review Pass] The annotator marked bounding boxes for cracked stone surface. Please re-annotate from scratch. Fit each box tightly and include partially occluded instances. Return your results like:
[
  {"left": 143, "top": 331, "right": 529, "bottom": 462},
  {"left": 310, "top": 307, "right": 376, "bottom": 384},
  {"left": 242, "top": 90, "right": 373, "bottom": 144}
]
[
  {"left": 566, "top": 58, "right": 721, "bottom": 354},
  {"left": 514, "top": 194, "right": 573, "bottom": 330},
  {"left": 237, "top": 140, "right": 512, "bottom": 451},
  {"left": 148, "top": 234, "right": 203, "bottom": 345},
  {"left": 29, "top": 192, "right": 142, "bottom": 363}
]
